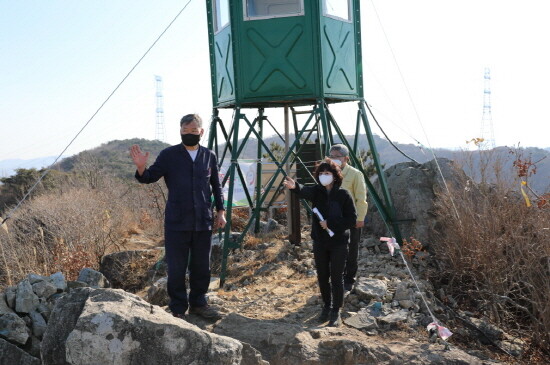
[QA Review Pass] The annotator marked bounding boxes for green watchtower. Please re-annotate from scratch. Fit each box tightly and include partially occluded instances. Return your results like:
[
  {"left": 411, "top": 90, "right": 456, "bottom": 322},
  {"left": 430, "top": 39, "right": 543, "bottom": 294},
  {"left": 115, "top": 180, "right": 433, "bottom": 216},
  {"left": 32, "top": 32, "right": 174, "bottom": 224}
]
[
  {"left": 207, "top": 0, "right": 363, "bottom": 107},
  {"left": 205, "top": 0, "right": 401, "bottom": 285}
]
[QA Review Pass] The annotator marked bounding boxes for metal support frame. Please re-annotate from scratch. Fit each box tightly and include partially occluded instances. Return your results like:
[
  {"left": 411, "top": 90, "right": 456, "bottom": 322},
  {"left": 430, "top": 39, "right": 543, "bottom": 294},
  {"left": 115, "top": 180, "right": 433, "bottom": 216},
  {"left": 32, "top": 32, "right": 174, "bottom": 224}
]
[{"left": 209, "top": 99, "right": 402, "bottom": 286}]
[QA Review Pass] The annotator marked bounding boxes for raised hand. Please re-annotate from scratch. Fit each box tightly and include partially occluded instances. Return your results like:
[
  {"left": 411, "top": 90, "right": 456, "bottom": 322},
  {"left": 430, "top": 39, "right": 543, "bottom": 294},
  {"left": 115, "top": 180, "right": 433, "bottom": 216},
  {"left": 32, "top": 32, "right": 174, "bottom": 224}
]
[
  {"left": 130, "top": 145, "right": 149, "bottom": 174},
  {"left": 283, "top": 176, "right": 296, "bottom": 190}
]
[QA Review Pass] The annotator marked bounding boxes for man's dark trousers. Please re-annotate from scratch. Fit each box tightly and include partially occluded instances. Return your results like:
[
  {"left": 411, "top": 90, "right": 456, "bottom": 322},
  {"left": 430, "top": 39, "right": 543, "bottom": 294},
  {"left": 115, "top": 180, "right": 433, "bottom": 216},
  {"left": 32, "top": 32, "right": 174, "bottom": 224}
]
[
  {"left": 344, "top": 227, "right": 362, "bottom": 285},
  {"left": 165, "top": 229, "right": 212, "bottom": 315}
]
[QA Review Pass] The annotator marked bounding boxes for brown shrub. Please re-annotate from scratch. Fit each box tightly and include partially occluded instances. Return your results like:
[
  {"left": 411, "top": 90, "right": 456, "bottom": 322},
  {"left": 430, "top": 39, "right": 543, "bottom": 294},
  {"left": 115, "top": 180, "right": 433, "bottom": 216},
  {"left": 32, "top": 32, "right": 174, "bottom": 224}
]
[
  {"left": 0, "top": 176, "right": 165, "bottom": 286},
  {"left": 433, "top": 181, "right": 550, "bottom": 353}
]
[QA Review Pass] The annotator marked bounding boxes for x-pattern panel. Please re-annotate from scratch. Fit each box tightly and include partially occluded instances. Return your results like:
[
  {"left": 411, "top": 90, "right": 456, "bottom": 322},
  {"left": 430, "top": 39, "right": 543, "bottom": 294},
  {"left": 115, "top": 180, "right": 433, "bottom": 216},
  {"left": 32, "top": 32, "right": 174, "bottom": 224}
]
[
  {"left": 247, "top": 25, "right": 306, "bottom": 91},
  {"left": 324, "top": 25, "right": 354, "bottom": 90}
]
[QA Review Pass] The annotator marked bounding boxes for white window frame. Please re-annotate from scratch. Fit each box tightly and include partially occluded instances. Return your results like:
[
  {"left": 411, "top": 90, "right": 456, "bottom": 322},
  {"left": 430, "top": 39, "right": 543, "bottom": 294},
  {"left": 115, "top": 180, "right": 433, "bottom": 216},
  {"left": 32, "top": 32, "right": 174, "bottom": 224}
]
[
  {"left": 243, "top": 0, "right": 305, "bottom": 21},
  {"left": 214, "top": 0, "right": 230, "bottom": 34},
  {"left": 322, "top": 0, "right": 353, "bottom": 23}
]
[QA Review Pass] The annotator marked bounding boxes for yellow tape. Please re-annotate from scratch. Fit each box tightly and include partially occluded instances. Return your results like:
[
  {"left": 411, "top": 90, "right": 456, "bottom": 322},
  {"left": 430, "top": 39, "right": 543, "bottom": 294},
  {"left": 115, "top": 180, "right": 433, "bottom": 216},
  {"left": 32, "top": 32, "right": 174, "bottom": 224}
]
[{"left": 520, "top": 181, "right": 532, "bottom": 207}]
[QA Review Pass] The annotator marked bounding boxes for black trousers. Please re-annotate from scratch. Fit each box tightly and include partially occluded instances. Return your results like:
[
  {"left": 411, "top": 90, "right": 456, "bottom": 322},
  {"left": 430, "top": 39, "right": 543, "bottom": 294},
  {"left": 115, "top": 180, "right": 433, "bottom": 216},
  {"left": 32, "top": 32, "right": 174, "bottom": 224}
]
[
  {"left": 313, "top": 241, "right": 348, "bottom": 310},
  {"left": 164, "top": 229, "right": 212, "bottom": 314},
  {"left": 344, "top": 227, "right": 362, "bottom": 285}
]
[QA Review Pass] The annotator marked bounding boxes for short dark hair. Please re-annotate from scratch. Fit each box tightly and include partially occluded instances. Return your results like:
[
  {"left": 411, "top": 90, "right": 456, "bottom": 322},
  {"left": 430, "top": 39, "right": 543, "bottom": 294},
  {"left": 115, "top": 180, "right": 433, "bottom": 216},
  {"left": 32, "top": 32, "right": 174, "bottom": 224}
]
[
  {"left": 314, "top": 158, "right": 343, "bottom": 185},
  {"left": 180, "top": 114, "right": 203, "bottom": 128}
]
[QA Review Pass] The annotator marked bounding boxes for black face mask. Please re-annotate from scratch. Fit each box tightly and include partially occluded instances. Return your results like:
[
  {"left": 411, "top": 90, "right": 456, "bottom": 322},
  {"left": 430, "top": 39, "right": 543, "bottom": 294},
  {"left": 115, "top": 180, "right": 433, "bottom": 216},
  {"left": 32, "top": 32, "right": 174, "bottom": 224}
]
[{"left": 181, "top": 133, "right": 200, "bottom": 147}]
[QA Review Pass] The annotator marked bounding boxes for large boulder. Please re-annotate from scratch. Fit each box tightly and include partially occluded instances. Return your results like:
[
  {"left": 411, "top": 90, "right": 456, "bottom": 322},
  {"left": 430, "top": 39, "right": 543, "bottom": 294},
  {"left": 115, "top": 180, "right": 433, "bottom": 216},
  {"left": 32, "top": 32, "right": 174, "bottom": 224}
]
[
  {"left": 100, "top": 250, "right": 159, "bottom": 292},
  {"left": 0, "top": 312, "right": 29, "bottom": 344},
  {"left": 0, "top": 338, "right": 41, "bottom": 365},
  {"left": 146, "top": 276, "right": 168, "bottom": 306},
  {"left": 354, "top": 277, "right": 388, "bottom": 301},
  {"left": 214, "top": 313, "right": 303, "bottom": 361},
  {"left": 41, "top": 287, "right": 93, "bottom": 365},
  {"left": 41, "top": 288, "right": 255, "bottom": 365},
  {"left": 77, "top": 268, "right": 110, "bottom": 288},
  {"left": 367, "top": 158, "right": 467, "bottom": 248},
  {"left": 15, "top": 279, "right": 40, "bottom": 314},
  {"left": 214, "top": 314, "right": 491, "bottom": 365}
]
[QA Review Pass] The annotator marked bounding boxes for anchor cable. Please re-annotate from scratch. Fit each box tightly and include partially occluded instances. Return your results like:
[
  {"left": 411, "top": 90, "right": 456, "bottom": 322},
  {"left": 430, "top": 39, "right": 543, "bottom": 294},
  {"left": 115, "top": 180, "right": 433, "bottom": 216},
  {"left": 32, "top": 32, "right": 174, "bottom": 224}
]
[{"left": 1, "top": 0, "right": 194, "bottom": 225}]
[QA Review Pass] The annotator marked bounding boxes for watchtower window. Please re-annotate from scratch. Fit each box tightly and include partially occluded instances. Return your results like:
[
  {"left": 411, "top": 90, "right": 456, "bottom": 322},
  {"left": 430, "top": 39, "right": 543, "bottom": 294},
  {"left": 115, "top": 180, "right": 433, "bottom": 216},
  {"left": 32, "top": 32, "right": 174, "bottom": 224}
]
[
  {"left": 323, "top": 0, "right": 351, "bottom": 22},
  {"left": 214, "top": 0, "right": 230, "bottom": 32},
  {"left": 244, "top": 0, "right": 304, "bottom": 20}
]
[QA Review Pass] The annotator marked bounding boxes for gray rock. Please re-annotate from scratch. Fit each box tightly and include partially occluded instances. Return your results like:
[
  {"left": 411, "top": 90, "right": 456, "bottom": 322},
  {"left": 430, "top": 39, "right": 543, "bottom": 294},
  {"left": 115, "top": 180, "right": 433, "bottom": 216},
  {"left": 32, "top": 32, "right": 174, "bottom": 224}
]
[
  {"left": 0, "top": 338, "right": 41, "bottom": 365},
  {"left": 22, "top": 335, "right": 42, "bottom": 359},
  {"left": 67, "top": 280, "right": 88, "bottom": 290},
  {"left": 214, "top": 313, "right": 303, "bottom": 361},
  {"left": 5, "top": 286, "right": 16, "bottom": 308},
  {"left": 367, "top": 158, "right": 467, "bottom": 248},
  {"left": 497, "top": 335, "right": 526, "bottom": 357},
  {"left": 354, "top": 277, "right": 388, "bottom": 301},
  {"left": 100, "top": 249, "right": 159, "bottom": 292},
  {"left": 77, "top": 267, "right": 111, "bottom": 288},
  {"left": 41, "top": 287, "right": 93, "bottom": 365},
  {"left": 0, "top": 312, "right": 30, "bottom": 345},
  {"left": 0, "top": 292, "right": 15, "bottom": 315},
  {"left": 43, "top": 288, "right": 248, "bottom": 365},
  {"left": 27, "top": 273, "right": 47, "bottom": 285},
  {"left": 343, "top": 309, "right": 378, "bottom": 330},
  {"left": 29, "top": 310, "right": 47, "bottom": 339},
  {"left": 146, "top": 276, "right": 168, "bottom": 306},
  {"left": 260, "top": 218, "right": 280, "bottom": 233},
  {"left": 468, "top": 317, "right": 504, "bottom": 341},
  {"left": 393, "top": 282, "right": 414, "bottom": 302},
  {"left": 37, "top": 302, "right": 53, "bottom": 322},
  {"left": 378, "top": 310, "right": 409, "bottom": 326},
  {"left": 49, "top": 272, "right": 67, "bottom": 291},
  {"left": 399, "top": 300, "right": 416, "bottom": 309},
  {"left": 32, "top": 280, "right": 58, "bottom": 299},
  {"left": 214, "top": 309, "right": 492, "bottom": 365},
  {"left": 15, "top": 279, "right": 40, "bottom": 313}
]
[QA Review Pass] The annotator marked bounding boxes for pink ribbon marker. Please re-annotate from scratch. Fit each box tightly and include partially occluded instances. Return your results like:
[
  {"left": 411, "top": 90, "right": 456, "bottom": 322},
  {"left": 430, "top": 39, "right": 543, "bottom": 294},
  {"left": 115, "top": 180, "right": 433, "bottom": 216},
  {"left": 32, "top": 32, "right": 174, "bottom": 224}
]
[
  {"left": 380, "top": 237, "right": 400, "bottom": 256},
  {"left": 427, "top": 322, "right": 453, "bottom": 340}
]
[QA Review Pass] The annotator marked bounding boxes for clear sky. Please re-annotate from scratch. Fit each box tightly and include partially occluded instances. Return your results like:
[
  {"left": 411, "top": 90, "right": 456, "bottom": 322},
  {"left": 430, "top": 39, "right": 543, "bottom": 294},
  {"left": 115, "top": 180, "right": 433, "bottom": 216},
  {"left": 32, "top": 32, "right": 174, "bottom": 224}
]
[{"left": 1, "top": 0, "right": 549, "bottom": 165}]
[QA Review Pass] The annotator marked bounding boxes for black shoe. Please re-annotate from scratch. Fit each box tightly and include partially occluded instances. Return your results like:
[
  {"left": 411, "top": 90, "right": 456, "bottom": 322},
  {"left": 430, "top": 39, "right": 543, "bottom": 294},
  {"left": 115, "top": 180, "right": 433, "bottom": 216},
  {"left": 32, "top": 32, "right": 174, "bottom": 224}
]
[
  {"left": 327, "top": 311, "right": 341, "bottom": 327},
  {"left": 189, "top": 305, "right": 222, "bottom": 320},
  {"left": 344, "top": 282, "right": 353, "bottom": 291},
  {"left": 318, "top": 306, "right": 331, "bottom": 322},
  {"left": 172, "top": 312, "right": 187, "bottom": 320}
]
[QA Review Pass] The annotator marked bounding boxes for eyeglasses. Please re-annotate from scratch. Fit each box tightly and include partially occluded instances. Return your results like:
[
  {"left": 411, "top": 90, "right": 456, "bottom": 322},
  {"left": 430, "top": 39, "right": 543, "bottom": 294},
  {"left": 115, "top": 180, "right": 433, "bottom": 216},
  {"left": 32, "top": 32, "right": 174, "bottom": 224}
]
[{"left": 329, "top": 154, "right": 344, "bottom": 159}]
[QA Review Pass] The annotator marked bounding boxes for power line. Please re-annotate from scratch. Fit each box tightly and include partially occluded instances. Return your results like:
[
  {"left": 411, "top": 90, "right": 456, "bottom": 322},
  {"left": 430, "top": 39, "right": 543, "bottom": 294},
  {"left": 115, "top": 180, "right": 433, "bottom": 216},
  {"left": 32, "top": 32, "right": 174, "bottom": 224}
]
[
  {"left": 368, "top": 0, "right": 461, "bottom": 222},
  {"left": 1, "top": 0, "right": 193, "bottom": 225}
]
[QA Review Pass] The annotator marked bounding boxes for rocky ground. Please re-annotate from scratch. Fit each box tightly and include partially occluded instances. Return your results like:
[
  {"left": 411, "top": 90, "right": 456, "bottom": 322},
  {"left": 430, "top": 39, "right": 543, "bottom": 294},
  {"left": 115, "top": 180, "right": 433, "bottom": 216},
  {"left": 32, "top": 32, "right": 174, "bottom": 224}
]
[
  {"left": 1, "top": 225, "right": 545, "bottom": 364},
  {"left": 136, "top": 226, "right": 537, "bottom": 364}
]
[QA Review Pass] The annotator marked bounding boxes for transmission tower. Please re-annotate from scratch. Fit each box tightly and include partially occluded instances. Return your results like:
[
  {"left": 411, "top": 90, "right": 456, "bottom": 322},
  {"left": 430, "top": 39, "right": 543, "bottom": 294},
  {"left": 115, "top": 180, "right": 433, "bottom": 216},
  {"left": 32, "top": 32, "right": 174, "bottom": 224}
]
[
  {"left": 154, "top": 75, "right": 166, "bottom": 142},
  {"left": 480, "top": 67, "right": 495, "bottom": 148}
]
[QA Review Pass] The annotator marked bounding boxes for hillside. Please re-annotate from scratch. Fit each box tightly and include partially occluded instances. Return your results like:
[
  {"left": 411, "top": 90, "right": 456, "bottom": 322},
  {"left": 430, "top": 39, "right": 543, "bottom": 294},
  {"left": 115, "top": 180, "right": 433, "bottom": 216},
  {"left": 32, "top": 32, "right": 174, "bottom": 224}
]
[
  {"left": 4, "top": 136, "right": 547, "bottom": 193},
  {"left": 238, "top": 134, "right": 549, "bottom": 193},
  {"left": 55, "top": 138, "right": 170, "bottom": 180}
]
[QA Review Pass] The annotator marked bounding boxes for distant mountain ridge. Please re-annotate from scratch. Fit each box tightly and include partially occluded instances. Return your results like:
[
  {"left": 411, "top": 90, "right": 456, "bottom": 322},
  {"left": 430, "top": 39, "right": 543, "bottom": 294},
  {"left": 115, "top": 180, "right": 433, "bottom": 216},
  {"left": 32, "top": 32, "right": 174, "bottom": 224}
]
[
  {"left": 2, "top": 137, "right": 548, "bottom": 192},
  {"left": 0, "top": 156, "right": 57, "bottom": 178},
  {"left": 53, "top": 138, "right": 170, "bottom": 180}
]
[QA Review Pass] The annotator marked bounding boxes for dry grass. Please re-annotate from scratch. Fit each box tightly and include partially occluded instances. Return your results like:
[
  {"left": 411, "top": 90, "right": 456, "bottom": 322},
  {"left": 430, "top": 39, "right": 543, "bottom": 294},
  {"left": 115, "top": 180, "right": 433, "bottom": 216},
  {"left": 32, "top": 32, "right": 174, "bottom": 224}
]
[
  {"left": 433, "top": 176, "right": 550, "bottom": 354},
  {"left": 0, "top": 177, "right": 165, "bottom": 286}
]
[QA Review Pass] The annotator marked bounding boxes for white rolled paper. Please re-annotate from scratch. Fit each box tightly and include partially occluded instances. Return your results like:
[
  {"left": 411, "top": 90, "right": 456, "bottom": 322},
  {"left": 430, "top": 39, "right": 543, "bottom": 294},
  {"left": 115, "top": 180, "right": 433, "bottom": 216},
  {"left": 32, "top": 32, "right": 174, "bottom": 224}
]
[{"left": 312, "top": 208, "right": 334, "bottom": 237}]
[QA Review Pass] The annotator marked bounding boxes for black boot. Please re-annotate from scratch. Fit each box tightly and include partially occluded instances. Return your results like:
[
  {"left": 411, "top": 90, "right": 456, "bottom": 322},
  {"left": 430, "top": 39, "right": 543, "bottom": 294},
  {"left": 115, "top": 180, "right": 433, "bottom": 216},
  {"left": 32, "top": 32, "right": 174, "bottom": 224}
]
[
  {"left": 318, "top": 306, "right": 331, "bottom": 322},
  {"left": 327, "top": 310, "right": 341, "bottom": 327}
]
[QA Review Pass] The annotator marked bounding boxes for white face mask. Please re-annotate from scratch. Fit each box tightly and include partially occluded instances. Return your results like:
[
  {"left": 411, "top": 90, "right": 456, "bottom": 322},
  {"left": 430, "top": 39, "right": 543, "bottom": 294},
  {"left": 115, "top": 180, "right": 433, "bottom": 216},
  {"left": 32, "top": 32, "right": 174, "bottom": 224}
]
[
  {"left": 331, "top": 158, "right": 342, "bottom": 166},
  {"left": 319, "top": 174, "right": 334, "bottom": 186}
]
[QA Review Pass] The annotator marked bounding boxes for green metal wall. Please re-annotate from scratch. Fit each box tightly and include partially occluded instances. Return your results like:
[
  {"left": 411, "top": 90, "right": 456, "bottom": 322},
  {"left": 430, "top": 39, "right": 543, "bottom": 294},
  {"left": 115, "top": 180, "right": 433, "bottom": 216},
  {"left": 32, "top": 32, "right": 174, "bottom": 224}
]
[
  {"left": 320, "top": 16, "right": 358, "bottom": 98},
  {"left": 206, "top": 0, "right": 363, "bottom": 108}
]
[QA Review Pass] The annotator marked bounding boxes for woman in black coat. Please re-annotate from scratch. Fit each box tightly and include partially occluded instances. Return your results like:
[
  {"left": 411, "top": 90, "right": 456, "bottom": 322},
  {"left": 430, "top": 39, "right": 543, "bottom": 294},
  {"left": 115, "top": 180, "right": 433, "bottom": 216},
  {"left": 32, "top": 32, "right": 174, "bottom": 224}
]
[{"left": 283, "top": 159, "right": 357, "bottom": 326}]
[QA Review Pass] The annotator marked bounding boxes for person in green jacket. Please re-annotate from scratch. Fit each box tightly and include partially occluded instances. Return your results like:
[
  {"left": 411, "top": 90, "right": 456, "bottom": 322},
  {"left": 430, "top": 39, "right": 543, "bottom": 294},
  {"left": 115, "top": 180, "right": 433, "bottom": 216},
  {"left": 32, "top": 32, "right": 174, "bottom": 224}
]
[{"left": 329, "top": 144, "right": 369, "bottom": 291}]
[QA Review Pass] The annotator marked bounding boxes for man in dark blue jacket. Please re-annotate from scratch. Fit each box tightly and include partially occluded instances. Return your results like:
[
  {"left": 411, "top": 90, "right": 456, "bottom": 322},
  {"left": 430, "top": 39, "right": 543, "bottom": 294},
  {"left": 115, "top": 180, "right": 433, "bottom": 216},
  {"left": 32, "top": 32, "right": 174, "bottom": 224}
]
[{"left": 131, "top": 114, "right": 226, "bottom": 319}]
